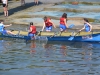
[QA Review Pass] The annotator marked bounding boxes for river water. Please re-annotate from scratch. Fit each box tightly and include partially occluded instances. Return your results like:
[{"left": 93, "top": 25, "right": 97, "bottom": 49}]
[{"left": 0, "top": 38, "right": 100, "bottom": 75}]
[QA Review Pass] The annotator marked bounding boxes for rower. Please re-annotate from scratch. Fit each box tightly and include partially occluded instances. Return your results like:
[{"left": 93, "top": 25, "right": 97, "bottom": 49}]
[
  {"left": 42, "top": 16, "right": 56, "bottom": 32},
  {"left": 79, "top": 18, "right": 92, "bottom": 33},
  {"left": 28, "top": 22, "right": 37, "bottom": 39},
  {"left": 59, "top": 13, "right": 68, "bottom": 32},
  {"left": 0, "top": 20, "right": 16, "bottom": 35}
]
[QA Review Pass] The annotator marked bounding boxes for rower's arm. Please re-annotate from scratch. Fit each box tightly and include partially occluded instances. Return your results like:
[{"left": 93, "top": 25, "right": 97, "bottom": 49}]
[
  {"left": 79, "top": 25, "right": 85, "bottom": 31},
  {"left": 28, "top": 27, "right": 32, "bottom": 32},
  {"left": 64, "top": 19, "right": 68, "bottom": 28},
  {"left": 42, "top": 22, "right": 45, "bottom": 31},
  {"left": 49, "top": 20, "right": 56, "bottom": 28},
  {"left": 4, "top": 24, "right": 12, "bottom": 27}
]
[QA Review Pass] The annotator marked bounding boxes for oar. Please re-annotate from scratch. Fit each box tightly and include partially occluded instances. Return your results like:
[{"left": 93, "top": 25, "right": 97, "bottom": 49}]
[
  {"left": 50, "top": 24, "right": 75, "bottom": 37},
  {"left": 68, "top": 24, "right": 75, "bottom": 29},
  {"left": 59, "top": 24, "right": 75, "bottom": 36},
  {"left": 68, "top": 31, "right": 80, "bottom": 41}
]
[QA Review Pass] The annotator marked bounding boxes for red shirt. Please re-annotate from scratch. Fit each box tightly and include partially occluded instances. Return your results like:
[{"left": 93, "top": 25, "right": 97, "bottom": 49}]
[
  {"left": 44, "top": 18, "right": 52, "bottom": 26},
  {"left": 60, "top": 17, "right": 65, "bottom": 25},
  {"left": 30, "top": 25, "right": 36, "bottom": 34}
]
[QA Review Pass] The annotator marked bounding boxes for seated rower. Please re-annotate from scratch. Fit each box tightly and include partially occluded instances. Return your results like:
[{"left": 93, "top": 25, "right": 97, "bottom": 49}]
[
  {"left": 28, "top": 22, "right": 36, "bottom": 39},
  {"left": 42, "top": 16, "right": 56, "bottom": 32},
  {"left": 0, "top": 20, "right": 16, "bottom": 35},
  {"left": 59, "top": 13, "right": 68, "bottom": 32},
  {"left": 79, "top": 18, "right": 92, "bottom": 32}
]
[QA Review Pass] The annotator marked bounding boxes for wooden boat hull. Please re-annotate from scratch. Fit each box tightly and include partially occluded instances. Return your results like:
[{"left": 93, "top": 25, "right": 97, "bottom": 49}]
[
  {"left": 0, "top": 33, "right": 31, "bottom": 40},
  {"left": 0, "top": 31, "right": 100, "bottom": 42},
  {"left": 47, "top": 33, "right": 100, "bottom": 42}
]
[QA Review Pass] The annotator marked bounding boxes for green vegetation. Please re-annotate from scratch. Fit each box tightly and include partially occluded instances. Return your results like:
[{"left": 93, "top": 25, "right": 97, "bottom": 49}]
[
  {"left": 80, "top": 2, "right": 94, "bottom": 5},
  {"left": 87, "top": 18, "right": 95, "bottom": 22},
  {"left": 16, "top": 15, "right": 32, "bottom": 18}
]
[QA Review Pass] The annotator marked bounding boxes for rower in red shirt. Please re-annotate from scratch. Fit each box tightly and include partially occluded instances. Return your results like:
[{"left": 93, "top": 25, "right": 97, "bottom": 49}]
[
  {"left": 28, "top": 22, "right": 36, "bottom": 39},
  {"left": 42, "top": 16, "right": 56, "bottom": 32},
  {"left": 59, "top": 13, "right": 68, "bottom": 32}
]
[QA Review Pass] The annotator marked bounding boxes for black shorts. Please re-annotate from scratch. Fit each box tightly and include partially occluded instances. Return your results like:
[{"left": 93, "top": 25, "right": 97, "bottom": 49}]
[{"left": 2, "top": 4, "right": 6, "bottom": 7}]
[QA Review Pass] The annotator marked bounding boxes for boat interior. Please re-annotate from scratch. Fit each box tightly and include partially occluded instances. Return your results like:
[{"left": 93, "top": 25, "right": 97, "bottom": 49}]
[{"left": 11, "top": 30, "right": 100, "bottom": 36}]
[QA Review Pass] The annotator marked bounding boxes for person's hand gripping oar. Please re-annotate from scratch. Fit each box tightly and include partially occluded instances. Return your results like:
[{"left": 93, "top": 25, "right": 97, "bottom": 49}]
[{"left": 68, "top": 30, "right": 81, "bottom": 41}]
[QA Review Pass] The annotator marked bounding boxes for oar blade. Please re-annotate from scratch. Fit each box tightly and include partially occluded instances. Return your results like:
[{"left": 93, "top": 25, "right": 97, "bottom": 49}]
[
  {"left": 68, "top": 24, "right": 75, "bottom": 28},
  {"left": 68, "top": 36, "right": 74, "bottom": 41}
]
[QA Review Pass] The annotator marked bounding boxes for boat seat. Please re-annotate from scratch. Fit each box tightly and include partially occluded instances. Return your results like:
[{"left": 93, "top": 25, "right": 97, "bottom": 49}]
[
  {"left": 19, "top": 31, "right": 28, "bottom": 35},
  {"left": 38, "top": 31, "right": 55, "bottom": 36},
  {"left": 60, "top": 32, "right": 74, "bottom": 36},
  {"left": 12, "top": 30, "right": 28, "bottom": 35},
  {"left": 79, "top": 31, "right": 100, "bottom": 36},
  {"left": 12, "top": 31, "right": 19, "bottom": 34}
]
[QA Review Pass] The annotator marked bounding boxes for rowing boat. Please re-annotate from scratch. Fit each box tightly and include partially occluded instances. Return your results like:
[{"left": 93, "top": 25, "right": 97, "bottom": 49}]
[
  {"left": 0, "top": 24, "right": 75, "bottom": 41},
  {"left": 37, "top": 31, "right": 100, "bottom": 42},
  {"left": 0, "top": 30, "right": 100, "bottom": 42},
  {"left": 47, "top": 32, "right": 100, "bottom": 42}
]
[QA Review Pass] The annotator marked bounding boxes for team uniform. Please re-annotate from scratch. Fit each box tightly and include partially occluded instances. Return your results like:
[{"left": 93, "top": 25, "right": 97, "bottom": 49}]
[
  {"left": 28, "top": 25, "right": 36, "bottom": 37},
  {"left": 44, "top": 18, "right": 53, "bottom": 31},
  {"left": 59, "top": 17, "right": 67, "bottom": 31},
  {"left": 84, "top": 23, "right": 90, "bottom": 32},
  {"left": 0, "top": 23, "right": 7, "bottom": 35}
]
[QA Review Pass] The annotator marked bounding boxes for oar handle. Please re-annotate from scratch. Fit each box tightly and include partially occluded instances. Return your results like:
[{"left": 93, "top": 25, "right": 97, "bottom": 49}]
[
  {"left": 74, "top": 31, "right": 80, "bottom": 36},
  {"left": 37, "top": 31, "right": 42, "bottom": 36}
]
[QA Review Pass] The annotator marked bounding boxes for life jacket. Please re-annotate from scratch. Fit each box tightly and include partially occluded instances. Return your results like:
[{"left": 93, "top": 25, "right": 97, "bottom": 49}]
[
  {"left": 30, "top": 25, "right": 36, "bottom": 34},
  {"left": 60, "top": 17, "right": 65, "bottom": 25},
  {"left": 45, "top": 18, "right": 52, "bottom": 27},
  {"left": 84, "top": 23, "right": 90, "bottom": 32}
]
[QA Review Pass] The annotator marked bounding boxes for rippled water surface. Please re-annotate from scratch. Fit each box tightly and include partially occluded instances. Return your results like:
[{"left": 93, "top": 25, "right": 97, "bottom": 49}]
[{"left": 0, "top": 38, "right": 100, "bottom": 75}]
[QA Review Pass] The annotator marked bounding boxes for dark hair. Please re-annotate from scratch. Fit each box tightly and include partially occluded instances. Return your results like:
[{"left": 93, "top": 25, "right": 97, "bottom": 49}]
[
  {"left": 62, "top": 13, "right": 67, "bottom": 18},
  {"left": 43, "top": 16, "right": 47, "bottom": 21},
  {"left": 30, "top": 22, "right": 33, "bottom": 25},
  {"left": 84, "top": 18, "right": 89, "bottom": 23}
]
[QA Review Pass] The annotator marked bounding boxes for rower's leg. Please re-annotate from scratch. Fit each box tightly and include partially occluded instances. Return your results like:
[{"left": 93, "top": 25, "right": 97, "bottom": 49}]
[{"left": 7, "top": 30, "right": 16, "bottom": 35}]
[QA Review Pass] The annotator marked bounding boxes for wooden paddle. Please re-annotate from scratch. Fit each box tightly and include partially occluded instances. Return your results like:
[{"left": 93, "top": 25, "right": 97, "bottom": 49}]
[{"left": 68, "top": 31, "right": 80, "bottom": 41}]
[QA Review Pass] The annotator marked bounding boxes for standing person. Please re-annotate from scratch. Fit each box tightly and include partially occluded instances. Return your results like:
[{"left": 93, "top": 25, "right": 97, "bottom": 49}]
[
  {"left": 21, "top": 0, "right": 25, "bottom": 6},
  {"left": 42, "top": 16, "right": 56, "bottom": 32},
  {"left": 59, "top": 13, "right": 68, "bottom": 32},
  {"left": 28, "top": 22, "right": 37, "bottom": 39},
  {"left": 79, "top": 18, "right": 92, "bottom": 32},
  {"left": 34, "top": 0, "right": 38, "bottom": 5},
  {"left": 2, "top": 0, "right": 8, "bottom": 17},
  {"left": 0, "top": 20, "right": 16, "bottom": 35}
]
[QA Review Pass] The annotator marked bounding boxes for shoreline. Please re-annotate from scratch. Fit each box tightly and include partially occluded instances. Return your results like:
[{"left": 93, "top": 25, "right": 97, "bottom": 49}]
[{"left": 0, "top": 0, "right": 100, "bottom": 31}]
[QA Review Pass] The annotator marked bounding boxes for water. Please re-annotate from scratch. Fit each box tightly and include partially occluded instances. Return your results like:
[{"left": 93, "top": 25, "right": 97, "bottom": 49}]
[{"left": 0, "top": 38, "right": 100, "bottom": 75}]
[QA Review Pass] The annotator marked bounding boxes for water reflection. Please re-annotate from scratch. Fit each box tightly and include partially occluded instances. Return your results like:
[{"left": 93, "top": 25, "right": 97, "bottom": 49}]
[
  {"left": 60, "top": 45, "right": 67, "bottom": 56},
  {"left": 30, "top": 41, "right": 36, "bottom": 54},
  {"left": 42, "top": 43, "right": 54, "bottom": 57},
  {"left": 0, "top": 40, "right": 11, "bottom": 53},
  {"left": 82, "top": 43, "right": 93, "bottom": 60}
]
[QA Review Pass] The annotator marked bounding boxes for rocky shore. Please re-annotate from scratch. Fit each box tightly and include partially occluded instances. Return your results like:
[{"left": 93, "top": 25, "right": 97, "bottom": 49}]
[{"left": 0, "top": 0, "right": 100, "bottom": 30}]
